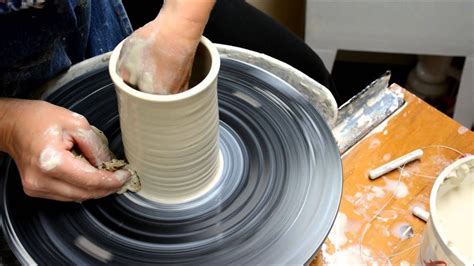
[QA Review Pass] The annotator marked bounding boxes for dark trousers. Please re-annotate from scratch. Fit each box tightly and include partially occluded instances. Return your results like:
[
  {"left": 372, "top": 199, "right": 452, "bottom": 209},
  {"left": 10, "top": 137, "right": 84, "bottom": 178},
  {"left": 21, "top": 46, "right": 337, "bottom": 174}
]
[{"left": 123, "top": 0, "right": 341, "bottom": 104}]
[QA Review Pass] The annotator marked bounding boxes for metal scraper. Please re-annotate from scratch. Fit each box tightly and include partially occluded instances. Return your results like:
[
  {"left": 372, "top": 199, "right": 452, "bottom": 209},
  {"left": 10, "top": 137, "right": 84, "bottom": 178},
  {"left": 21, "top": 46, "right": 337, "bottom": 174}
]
[{"left": 333, "top": 71, "right": 405, "bottom": 154}]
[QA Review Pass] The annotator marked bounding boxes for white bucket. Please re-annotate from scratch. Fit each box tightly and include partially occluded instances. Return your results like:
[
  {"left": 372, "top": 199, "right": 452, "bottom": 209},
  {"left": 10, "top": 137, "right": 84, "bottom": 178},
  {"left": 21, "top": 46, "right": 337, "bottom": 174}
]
[{"left": 417, "top": 155, "right": 474, "bottom": 265}]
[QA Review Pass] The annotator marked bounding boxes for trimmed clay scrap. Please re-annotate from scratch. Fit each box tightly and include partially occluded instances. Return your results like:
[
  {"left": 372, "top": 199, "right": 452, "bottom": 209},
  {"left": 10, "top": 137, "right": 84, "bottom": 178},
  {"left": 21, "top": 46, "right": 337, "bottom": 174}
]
[{"left": 99, "top": 159, "right": 140, "bottom": 194}]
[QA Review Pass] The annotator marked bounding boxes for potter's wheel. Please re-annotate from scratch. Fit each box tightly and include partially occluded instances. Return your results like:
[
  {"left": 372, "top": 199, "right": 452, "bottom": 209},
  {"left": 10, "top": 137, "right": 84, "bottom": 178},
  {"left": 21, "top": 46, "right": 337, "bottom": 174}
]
[{"left": 0, "top": 58, "right": 342, "bottom": 264}]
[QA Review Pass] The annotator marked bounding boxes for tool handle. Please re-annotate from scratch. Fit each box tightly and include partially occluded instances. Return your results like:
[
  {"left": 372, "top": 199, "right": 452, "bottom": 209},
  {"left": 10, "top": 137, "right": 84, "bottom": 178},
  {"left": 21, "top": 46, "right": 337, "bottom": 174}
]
[
  {"left": 412, "top": 206, "right": 430, "bottom": 222},
  {"left": 369, "top": 149, "right": 423, "bottom": 180}
]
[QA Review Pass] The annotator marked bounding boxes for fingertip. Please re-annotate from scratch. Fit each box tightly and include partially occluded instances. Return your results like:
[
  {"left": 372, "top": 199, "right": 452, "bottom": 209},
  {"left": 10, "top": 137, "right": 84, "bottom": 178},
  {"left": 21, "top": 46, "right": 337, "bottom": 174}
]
[
  {"left": 113, "top": 170, "right": 131, "bottom": 184},
  {"left": 93, "top": 169, "right": 130, "bottom": 189},
  {"left": 91, "top": 169, "right": 124, "bottom": 189}
]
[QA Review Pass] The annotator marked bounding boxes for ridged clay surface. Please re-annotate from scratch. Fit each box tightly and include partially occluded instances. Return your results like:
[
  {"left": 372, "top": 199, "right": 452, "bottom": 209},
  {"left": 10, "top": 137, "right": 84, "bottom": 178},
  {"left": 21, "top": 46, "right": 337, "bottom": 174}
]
[{"left": 109, "top": 37, "right": 222, "bottom": 204}]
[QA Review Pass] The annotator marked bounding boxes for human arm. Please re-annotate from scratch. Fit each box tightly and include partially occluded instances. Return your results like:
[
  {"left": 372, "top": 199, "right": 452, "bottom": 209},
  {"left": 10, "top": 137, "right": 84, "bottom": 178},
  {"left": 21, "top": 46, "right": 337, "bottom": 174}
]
[
  {"left": 117, "top": 0, "right": 215, "bottom": 94},
  {"left": 0, "top": 98, "right": 130, "bottom": 201},
  {"left": 0, "top": 0, "right": 46, "bottom": 14}
]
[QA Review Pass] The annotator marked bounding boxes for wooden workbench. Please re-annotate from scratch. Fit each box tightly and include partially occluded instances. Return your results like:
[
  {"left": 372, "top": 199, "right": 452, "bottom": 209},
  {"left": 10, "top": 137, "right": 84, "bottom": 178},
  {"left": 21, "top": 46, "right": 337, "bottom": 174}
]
[{"left": 312, "top": 84, "right": 474, "bottom": 265}]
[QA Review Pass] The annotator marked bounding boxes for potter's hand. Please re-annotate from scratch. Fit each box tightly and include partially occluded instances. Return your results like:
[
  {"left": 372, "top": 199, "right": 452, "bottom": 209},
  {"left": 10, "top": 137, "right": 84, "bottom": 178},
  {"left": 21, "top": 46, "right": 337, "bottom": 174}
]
[
  {"left": 117, "top": 0, "right": 215, "bottom": 94},
  {"left": 0, "top": 99, "right": 130, "bottom": 202}
]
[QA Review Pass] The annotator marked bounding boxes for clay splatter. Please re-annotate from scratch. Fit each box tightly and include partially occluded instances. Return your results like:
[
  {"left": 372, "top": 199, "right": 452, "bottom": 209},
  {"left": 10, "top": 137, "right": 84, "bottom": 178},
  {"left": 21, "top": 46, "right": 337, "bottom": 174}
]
[
  {"left": 43, "top": 125, "right": 60, "bottom": 137},
  {"left": 39, "top": 146, "right": 62, "bottom": 171},
  {"left": 371, "top": 186, "right": 386, "bottom": 198},
  {"left": 391, "top": 86, "right": 404, "bottom": 98},
  {"left": 390, "top": 222, "right": 414, "bottom": 239},
  {"left": 400, "top": 260, "right": 410, "bottom": 266},
  {"left": 363, "top": 102, "right": 406, "bottom": 139},
  {"left": 328, "top": 212, "right": 363, "bottom": 249},
  {"left": 345, "top": 186, "right": 387, "bottom": 217},
  {"left": 376, "top": 210, "right": 398, "bottom": 222},
  {"left": 429, "top": 155, "right": 452, "bottom": 170},
  {"left": 458, "top": 126, "right": 468, "bottom": 135},
  {"left": 357, "top": 115, "right": 374, "bottom": 128},
  {"left": 382, "top": 226, "right": 391, "bottom": 237},
  {"left": 383, "top": 177, "right": 409, "bottom": 198},
  {"left": 369, "top": 139, "right": 381, "bottom": 149},
  {"left": 346, "top": 177, "right": 408, "bottom": 218},
  {"left": 324, "top": 212, "right": 370, "bottom": 263},
  {"left": 323, "top": 244, "right": 386, "bottom": 265},
  {"left": 328, "top": 212, "right": 349, "bottom": 249},
  {"left": 372, "top": 119, "right": 389, "bottom": 134}
]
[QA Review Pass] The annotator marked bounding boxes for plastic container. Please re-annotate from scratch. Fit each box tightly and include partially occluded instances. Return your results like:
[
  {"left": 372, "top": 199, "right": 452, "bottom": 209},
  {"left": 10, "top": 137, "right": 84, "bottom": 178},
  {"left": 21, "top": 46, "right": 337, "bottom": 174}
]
[{"left": 417, "top": 155, "right": 474, "bottom": 265}]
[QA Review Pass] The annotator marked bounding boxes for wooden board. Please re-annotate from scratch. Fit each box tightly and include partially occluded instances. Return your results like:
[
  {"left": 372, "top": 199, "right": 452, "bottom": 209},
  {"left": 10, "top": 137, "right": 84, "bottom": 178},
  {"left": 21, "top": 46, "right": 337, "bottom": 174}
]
[{"left": 312, "top": 84, "right": 474, "bottom": 265}]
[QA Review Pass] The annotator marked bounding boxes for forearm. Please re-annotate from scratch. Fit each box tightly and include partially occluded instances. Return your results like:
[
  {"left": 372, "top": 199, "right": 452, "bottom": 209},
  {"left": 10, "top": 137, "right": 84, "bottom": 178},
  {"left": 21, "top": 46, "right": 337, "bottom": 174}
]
[
  {"left": 159, "top": 0, "right": 215, "bottom": 40},
  {"left": 0, "top": 0, "right": 46, "bottom": 14},
  {"left": 0, "top": 98, "right": 21, "bottom": 154},
  {"left": 0, "top": 98, "right": 130, "bottom": 201}
]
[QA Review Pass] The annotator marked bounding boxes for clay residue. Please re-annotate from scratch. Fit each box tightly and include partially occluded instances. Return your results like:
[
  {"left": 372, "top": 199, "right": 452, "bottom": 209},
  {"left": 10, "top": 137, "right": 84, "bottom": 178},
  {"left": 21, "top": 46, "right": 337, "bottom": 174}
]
[
  {"left": 369, "top": 138, "right": 381, "bottom": 149},
  {"left": 328, "top": 212, "right": 349, "bottom": 249},
  {"left": 382, "top": 177, "right": 409, "bottom": 199},
  {"left": 73, "top": 126, "right": 141, "bottom": 194},
  {"left": 217, "top": 44, "right": 338, "bottom": 127},
  {"left": 436, "top": 159, "right": 474, "bottom": 262},
  {"left": 99, "top": 159, "right": 140, "bottom": 193},
  {"left": 390, "top": 222, "right": 414, "bottom": 240},
  {"left": 458, "top": 126, "right": 469, "bottom": 135},
  {"left": 322, "top": 214, "right": 385, "bottom": 263},
  {"left": 39, "top": 146, "right": 63, "bottom": 172},
  {"left": 322, "top": 244, "right": 388, "bottom": 265}
]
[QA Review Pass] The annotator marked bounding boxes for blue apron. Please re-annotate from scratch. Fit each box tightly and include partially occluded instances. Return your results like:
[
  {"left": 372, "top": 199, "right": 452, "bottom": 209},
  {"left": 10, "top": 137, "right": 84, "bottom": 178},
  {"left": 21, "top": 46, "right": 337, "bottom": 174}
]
[{"left": 0, "top": 0, "right": 133, "bottom": 97}]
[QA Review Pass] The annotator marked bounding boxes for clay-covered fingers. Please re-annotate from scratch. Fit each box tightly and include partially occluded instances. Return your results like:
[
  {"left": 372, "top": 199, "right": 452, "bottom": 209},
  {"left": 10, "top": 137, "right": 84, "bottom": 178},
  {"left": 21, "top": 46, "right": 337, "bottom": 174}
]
[
  {"left": 117, "top": 8, "right": 202, "bottom": 95},
  {"left": 70, "top": 125, "right": 113, "bottom": 167},
  {"left": 25, "top": 149, "right": 129, "bottom": 202},
  {"left": 51, "top": 152, "right": 130, "bottom": 191},
  {"left": 2, "top": 99, "right": 129, "bottom": 202},
  {"left": 23, "top": 175, "right": 115, "bottom": 202},
  {"left": 25, "top": 151, "right": 131, "bottom": 202}
]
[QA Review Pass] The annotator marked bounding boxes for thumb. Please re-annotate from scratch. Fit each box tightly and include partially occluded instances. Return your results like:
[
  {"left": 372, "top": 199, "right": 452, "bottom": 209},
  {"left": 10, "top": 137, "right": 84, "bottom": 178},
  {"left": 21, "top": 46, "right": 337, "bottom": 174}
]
[
  {"left": 54, "top": 151, "right": 131, "bottom": 190},
  {"left": 71, "top": 126, "right": 114, "bottom": 167}
]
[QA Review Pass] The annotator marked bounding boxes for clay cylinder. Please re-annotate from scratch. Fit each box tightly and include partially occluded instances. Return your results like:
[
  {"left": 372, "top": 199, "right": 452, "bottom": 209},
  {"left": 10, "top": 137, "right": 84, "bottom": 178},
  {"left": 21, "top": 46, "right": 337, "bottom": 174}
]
[{"left": 108, "top": 36, "right": 222, "bottom": 204}]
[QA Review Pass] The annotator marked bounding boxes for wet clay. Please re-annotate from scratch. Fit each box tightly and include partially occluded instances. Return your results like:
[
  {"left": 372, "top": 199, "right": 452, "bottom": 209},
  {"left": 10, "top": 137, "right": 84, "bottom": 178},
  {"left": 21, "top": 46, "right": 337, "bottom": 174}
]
[
  {"left": 109, "top": 37, "right": 221, "bottom": 204},
  {"left": 99, "top": 159, "right": 140, "bottom": 194},
  {"left": 73, "top": 126, "right": 141, "bottom": 194},
  {"left": 117, "top": 37, "right": 159, "bottom": 94},
  {"left": 436, "top": 159, "right": 474, "bottom": 262}
]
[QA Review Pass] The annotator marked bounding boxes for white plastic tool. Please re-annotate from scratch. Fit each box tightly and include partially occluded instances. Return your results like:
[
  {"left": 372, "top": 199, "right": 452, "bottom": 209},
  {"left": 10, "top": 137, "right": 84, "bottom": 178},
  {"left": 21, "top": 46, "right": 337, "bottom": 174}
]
[
  {"left": 368, "top": 149, "right": 423, "bottom": 180},
  {"left": 412, "top": 206, "right": 429, "bottom": 222}
]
